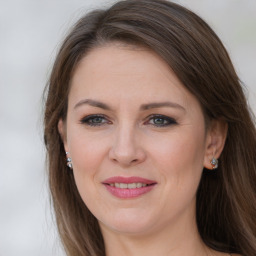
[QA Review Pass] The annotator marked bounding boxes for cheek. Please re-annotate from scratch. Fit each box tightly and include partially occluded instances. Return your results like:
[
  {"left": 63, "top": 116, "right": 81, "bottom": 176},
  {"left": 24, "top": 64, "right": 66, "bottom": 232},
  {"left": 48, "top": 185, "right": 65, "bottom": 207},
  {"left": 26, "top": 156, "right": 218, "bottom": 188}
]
[
  {"left": 67, "top": 130, "right": 108, "bottom": 210},
  {"left": 147, "top": 127, "right": 206, "bottom": 219},
  {"left": 151, "top": 127, "right": 206, "bottom": 184},
  {"left": 66, "top": 128, "right": 110, "bottom": 205},
  {"left": 67, "top": 127, "right": 108, "bottom": 172}
]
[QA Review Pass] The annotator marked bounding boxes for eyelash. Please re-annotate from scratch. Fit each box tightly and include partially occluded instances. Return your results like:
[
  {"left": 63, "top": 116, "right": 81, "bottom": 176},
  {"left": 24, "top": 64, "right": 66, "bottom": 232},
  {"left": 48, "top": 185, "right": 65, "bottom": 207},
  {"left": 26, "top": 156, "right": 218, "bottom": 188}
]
[
  {"left": 80, "top": 114, "right": 110, "bottom": 127},
  {"left": 80, "top": 114, "right": 177, "bottom": 127},
  {"left": 146, "top": 114, "right": 177, "bottom": 127}
]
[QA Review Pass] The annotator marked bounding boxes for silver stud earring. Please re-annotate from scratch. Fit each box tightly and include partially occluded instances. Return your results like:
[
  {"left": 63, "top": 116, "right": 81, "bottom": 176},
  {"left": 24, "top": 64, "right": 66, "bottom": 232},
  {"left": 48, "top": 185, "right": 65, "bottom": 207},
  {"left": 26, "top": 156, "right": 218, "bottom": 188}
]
[
  {"left": 66, "top": 152, "right": 73, "bottom": 169},
  {"left": 210, "top": 157, "right": 218, "bottom": 169}
]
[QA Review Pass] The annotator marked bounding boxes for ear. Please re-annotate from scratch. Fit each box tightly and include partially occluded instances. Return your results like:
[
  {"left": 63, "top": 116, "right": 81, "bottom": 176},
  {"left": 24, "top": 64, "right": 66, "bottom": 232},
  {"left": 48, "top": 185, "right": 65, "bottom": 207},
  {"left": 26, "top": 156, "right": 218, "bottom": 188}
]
[
  {"left": 58, "top": 119, "right": 68, "bottom": 152},
  {"left": 204, "top": 119, "right": 228, "bottom": 170}
]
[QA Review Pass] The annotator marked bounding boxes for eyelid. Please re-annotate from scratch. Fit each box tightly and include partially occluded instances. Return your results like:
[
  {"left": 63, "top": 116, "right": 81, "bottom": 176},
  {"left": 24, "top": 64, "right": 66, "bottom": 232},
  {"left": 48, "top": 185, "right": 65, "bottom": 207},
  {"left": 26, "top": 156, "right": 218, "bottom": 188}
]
[
  {"left": 80, "top": 114, "right": 111, "bottom": 126},
  {"left": 144, "top": 114, "right": 177, "bottom": 126},
  {"left": 79, "top": 113, "right": 177, "bottom": 127}
]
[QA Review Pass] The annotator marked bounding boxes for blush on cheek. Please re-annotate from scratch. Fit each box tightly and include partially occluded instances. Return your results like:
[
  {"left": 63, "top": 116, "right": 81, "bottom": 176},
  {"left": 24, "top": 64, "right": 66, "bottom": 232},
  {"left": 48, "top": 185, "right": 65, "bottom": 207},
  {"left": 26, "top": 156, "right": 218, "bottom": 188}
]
[
  {"left": 156, "top": 134, "right": 205, "bottom": 177},
  {"left": 69, "top": 137, "right": 100, "bottom": 165}
]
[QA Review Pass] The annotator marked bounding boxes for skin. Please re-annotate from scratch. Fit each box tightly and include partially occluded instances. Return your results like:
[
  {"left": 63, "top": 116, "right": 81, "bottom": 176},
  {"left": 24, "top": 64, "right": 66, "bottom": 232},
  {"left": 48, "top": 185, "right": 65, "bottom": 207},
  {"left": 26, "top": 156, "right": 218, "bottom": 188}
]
[{"left": 59, "top": 43, "right": 229, "bottom": 256}]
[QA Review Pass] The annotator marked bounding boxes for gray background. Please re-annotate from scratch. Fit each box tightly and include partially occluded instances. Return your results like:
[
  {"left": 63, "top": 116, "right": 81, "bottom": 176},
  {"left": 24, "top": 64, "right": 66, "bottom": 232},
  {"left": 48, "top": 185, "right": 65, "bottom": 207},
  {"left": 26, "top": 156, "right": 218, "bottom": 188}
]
[{"left": 1, "top": 0, "right": 255, "bottom": 255}]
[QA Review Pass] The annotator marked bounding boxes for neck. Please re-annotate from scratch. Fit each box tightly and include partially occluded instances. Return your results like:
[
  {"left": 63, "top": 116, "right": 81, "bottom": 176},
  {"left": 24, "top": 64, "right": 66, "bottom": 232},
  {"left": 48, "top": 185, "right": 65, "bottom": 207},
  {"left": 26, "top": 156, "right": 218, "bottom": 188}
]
[{"left": 100, "top": 210, "right": 211, "bottom": 256}]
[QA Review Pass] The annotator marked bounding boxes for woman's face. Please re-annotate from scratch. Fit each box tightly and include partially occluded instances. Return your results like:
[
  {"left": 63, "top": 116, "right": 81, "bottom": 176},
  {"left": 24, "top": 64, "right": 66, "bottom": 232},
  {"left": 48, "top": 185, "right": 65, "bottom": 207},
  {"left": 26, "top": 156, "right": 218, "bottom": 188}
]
[{"left": 59, "top": 44, "right": 216, "bottom": 236}]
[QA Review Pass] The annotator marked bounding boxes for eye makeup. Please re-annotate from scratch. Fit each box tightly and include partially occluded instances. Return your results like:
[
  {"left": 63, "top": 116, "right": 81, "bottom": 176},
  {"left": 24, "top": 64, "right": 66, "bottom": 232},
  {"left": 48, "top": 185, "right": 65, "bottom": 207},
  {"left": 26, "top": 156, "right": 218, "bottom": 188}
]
[{"left": 79, "top": 113, "right": 177, "bottom": 128}]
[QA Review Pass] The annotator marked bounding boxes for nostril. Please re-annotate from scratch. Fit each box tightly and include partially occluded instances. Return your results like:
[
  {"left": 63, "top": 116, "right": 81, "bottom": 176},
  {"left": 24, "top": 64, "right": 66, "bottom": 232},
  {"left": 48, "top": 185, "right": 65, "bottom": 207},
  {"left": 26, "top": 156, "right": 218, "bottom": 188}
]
[
  {"left": 108, "top": 141, "right": 146, "bottom": 166},
  {"left": 111, "top": 157, "right": 138, "bottom": 165}
]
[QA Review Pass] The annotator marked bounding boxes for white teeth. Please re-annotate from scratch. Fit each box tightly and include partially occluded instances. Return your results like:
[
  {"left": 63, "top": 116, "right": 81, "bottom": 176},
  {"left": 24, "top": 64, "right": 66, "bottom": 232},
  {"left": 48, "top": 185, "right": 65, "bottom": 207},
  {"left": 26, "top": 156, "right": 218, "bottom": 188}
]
[
  {"left": 110, "top": 182, "right": 148, "bottom": 189},
  {"left": 120, "top": 183, "right": 128, "bottom": 189},
  {"left": 128, "top": 183, "right": 136, "bottom": 189},
  {"left": 136, "top": 183, "right": 142, "bottom": 188}
]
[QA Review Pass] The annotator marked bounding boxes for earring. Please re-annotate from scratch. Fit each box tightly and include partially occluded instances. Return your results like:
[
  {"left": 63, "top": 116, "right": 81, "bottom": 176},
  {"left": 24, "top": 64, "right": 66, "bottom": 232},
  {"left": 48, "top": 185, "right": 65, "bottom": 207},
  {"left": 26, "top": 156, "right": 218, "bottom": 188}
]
[
  {"left": 66, "top": 152, "right": 73, "bottom": 169},
  {"left": 210, "top": 157, "right": 218, "bottom": 169}
]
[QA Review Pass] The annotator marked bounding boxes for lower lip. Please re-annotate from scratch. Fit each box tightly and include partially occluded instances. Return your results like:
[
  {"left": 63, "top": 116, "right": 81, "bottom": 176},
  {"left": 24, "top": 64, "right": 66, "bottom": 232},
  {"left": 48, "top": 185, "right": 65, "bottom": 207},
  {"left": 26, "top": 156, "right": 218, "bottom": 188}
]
[{"left": 104, "top": 184, "right": 155, "bottom": 199}]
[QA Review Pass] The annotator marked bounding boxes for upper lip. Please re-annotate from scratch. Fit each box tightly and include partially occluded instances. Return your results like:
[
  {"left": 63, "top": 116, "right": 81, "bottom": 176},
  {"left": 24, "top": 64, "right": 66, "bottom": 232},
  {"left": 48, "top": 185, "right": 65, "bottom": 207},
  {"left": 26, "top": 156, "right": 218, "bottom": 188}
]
[{"left": 102, "top": 176, "right": 157, "bottom": 185}]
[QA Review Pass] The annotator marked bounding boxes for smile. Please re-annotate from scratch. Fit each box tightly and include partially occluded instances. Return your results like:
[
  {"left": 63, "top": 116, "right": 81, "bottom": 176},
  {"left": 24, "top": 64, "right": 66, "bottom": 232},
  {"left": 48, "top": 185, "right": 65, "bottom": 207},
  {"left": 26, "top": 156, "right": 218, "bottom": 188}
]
[
  {"left": 109, "top": 183, "right": 148, "bottom": 189},
  {"left": 102, "top": 176, "right": 157, "bottom": 198}
]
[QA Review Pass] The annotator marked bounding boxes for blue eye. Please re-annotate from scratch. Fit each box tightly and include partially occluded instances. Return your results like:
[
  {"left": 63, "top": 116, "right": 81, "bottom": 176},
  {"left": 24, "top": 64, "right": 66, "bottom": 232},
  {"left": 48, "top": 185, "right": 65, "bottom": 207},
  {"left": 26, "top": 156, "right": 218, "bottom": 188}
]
[
  {"left": 148, "top": 115, "right": 177, "bottom": 127},
  {"left": 80, "top": 115, "right": 110, "bottom": 126}
]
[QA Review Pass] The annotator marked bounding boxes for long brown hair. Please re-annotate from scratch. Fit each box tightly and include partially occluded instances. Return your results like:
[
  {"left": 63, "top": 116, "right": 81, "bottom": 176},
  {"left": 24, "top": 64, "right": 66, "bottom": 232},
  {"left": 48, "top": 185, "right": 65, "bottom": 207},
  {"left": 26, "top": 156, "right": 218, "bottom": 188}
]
[{"left": 44, "top": 1, "right": 256, "bottom": 255}]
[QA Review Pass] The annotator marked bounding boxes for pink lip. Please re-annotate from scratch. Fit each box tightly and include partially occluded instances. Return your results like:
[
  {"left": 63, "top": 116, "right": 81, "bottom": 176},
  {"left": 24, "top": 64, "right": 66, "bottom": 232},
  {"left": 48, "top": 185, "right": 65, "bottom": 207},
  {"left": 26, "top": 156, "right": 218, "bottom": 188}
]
[
  {"left": 102, "top": 176, "right": 157, "bottom": 199},
  {"left": 103, "top": 176, "right": 156, "bottom": 184}
]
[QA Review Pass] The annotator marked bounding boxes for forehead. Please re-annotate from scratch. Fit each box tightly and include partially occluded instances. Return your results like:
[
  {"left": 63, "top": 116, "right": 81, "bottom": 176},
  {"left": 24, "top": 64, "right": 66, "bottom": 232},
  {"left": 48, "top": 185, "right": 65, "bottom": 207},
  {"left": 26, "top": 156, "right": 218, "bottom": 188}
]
[{"left": 69, "top": 43, "right": 198, "bottom": 111}]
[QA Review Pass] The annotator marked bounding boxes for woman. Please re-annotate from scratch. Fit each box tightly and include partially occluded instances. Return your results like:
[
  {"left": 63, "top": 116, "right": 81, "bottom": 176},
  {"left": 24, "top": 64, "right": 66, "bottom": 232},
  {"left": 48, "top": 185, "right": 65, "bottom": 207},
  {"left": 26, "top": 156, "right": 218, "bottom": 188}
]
[{"left": 43, "top": 0, "right": 256, "bottom": 255}]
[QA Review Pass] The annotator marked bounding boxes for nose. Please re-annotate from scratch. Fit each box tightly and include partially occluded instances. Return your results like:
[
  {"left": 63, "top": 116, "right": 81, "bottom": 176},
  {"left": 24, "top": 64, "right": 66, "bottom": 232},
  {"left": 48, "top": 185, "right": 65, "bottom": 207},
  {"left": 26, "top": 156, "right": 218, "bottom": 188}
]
[{"left": 108, "top": 125, "right": 146, "bottom": 167}]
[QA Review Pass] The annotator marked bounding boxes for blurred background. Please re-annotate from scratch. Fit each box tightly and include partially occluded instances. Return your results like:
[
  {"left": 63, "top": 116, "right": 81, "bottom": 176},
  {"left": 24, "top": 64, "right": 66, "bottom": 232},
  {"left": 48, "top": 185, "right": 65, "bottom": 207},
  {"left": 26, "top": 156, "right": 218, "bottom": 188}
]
[{"left": 0, "top": 0, "right": 255, "bottom": 255}]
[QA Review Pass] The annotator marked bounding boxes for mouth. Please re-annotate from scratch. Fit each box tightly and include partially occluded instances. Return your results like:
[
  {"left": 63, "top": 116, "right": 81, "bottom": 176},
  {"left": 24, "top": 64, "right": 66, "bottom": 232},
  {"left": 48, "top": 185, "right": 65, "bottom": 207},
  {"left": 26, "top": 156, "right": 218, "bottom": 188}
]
[
  {"left": 108, "top": 182, "right": 151, "bottom": 189},
  {"left": 102, "top": 176, "right": 157, "bottom": 198}
]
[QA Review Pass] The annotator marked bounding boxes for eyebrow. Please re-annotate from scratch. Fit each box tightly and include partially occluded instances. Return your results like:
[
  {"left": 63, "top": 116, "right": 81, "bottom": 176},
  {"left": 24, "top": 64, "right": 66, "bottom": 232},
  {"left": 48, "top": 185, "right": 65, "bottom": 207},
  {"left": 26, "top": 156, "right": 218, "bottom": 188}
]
[
  {"left": 74, "top": 99, "right": 185, "bottom": 112},
  {"left": 140, "top": 102, "right": 185, "bottom": 111},
  {"left": 74, "top": 99, "right": 112, "bottom": 110}
]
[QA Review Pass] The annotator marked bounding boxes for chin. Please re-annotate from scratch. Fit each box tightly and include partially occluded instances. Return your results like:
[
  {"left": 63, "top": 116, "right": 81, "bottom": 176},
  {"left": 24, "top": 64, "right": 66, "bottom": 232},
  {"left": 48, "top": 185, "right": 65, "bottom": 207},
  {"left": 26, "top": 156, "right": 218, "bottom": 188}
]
[{"left": 98, "top": 210, "right": 156, "bottom": 235}]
